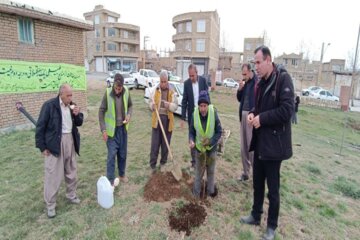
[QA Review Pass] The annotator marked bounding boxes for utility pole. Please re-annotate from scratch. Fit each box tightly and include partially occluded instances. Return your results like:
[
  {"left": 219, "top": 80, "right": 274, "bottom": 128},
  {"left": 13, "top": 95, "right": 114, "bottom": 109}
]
[
  {"left": 316, "top": 42, "right": 330, "bottom": 86},
  {"left": 350, "top": 24, "right": 360, "bottom": 107},
  {"left": 143, "top": 36, "right": 149, "bottom": 69}
]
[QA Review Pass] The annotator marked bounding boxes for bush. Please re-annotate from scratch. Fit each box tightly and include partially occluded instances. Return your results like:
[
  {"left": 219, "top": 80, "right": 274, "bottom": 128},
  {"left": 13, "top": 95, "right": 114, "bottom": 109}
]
[{"left": 333, "top": 176, "right": 360, "bottom": 199}]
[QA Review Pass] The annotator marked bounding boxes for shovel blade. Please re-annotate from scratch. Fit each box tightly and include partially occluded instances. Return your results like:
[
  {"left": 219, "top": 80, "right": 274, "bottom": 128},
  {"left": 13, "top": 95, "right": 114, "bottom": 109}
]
[{"left": 171, "top": 163, "right": 182, "bottom": 181}]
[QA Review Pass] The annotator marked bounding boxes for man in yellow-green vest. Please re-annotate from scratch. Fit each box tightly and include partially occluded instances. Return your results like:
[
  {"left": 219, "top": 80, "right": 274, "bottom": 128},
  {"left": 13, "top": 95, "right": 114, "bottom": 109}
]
[
  {"left": 189, "top": 90, "right": 222, "bottom": 198},
  {"left": 99, "top": 73, "right": 133, "bottom": 186},
  {"left": 149, "top": 70, "right": 178, "bottom": 174}
]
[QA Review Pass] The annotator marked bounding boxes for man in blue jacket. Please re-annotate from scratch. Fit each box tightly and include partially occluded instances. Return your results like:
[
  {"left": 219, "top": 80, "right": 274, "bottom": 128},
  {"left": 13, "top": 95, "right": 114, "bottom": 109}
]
[
  {"left": 36, "top": 83, "right": 83, "bottom": 218},
  {"left": 237, "top": 63, "right": 257, "bottom": 181},
  {"left": 240, "top": 46, "right": 294, "bottom": 240},
  {"left": 181, "top": 64, "right": 209, "bottom": 169}
]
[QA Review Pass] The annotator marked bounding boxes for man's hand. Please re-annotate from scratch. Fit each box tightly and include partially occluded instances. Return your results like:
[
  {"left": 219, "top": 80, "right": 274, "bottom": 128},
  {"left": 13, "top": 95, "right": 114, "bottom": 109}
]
[
  {"left": 180, "top": 120, "right": 186, "bottom": 129},
  {"left": 202, "top": 138, "right": 210, "bottom": 147},
  {"left": 42, "top": 149, "right": 50, "bottom": 156},
  {"left": 252, "top": 115, "right": 261, "bottom": 129},
  {"left": 123, "top": 114, "right": 130, "bottom": 124},
  {"left": 102, "top": 131, "right": 108, "bottom": 142},
  {"left": 238, "top": 80, "right": 245, "bottom": 90},
  {"left": 247, "top": 113, "right": 255, "bottom": 125},
  {"left": 72, "top": 106, "right": 80, "bottom": 116},
  {"left": 189, "top": 140, "right": 195, "bottom": 149},
  {"left": 162, "top": 100, "right": 169, "bottom": 109}
]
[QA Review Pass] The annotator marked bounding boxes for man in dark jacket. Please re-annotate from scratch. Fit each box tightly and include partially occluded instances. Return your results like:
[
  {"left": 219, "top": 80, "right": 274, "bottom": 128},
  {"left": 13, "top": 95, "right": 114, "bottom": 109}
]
[
  {"left": 240, "top": 46, "right": 294, "bottom": 240},
  {"left": 237, "top": 63, "right": 257, "bottom": 181},
  {"left": 189, "top": 91, "right": 222, "bottom": 198},
  {"left": 36, "top": 83, "right": 83, "bottom": 218},
  {"left": 181, "top": 64, "right": 209, "bottom": 168}
]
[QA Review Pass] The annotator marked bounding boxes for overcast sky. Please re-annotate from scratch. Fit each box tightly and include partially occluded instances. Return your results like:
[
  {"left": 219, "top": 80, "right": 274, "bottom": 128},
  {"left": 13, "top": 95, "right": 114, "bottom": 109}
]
[{"left": 17, "top": 0, "right": 360, "bottom": 64}]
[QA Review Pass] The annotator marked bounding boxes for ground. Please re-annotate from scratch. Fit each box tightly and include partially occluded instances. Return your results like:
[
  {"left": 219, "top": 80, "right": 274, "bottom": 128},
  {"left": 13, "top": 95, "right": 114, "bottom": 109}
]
[{"left": 0, "top": 75, "right": 359, "bottom": 240}]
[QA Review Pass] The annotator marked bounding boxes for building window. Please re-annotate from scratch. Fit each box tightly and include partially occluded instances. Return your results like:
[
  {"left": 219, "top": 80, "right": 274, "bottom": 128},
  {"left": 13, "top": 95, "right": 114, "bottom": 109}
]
[
  {"left": 245, "top": 43, "right": 251, "bottom": 51},
  {"left": 196, "top": 39, "right": 205, "bottom": 52},
  {"left": 108, "top": 28, "right": 116, "bottom": 37},
  {"left": 18, "top": 17, "right": 34, "bottom": 43},
  {"left": 123, "top": 30, "right": 129, "bottom": 38},
  {"left": 197, "top": 20, "right": 206, "bottom": 32},
  {"left": 107, "top": 43, "right": 117, "bottom": 51},
  {"left": 177, "top": 23, "right": 183, "bottom": 33},
  {"left": 186, "top": 22, "right": 192, "bottom": 32},
  {"left": 96, "top": 43, "right": 100, "bottom": 52},
  {"left": 185, "top": 39, "right": 192, "bottom": 51},
  {"left": 95, "top": 29, "right": 100, "bottom": 38},
  {"left": 123, "top": 44, "right": 129, "bottom": 52},
  {"left": 107, "top": 16, "right": 116, "bottom": 23},
  {"left": 291, "top": 59, "right": 297, "bottom": 66},
  {"left": 94, "top": 15, "right": 100, "bottom": 24}
]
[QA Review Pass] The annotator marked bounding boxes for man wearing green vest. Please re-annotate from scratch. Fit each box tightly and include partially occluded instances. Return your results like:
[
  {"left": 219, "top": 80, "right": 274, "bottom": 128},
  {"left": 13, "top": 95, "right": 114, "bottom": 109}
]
[
  {"left": 99, "top": 73, "right": 133, "bottom": 186},
  {"left": 189, "top": 90, "right": 222, "bottom": 198}
]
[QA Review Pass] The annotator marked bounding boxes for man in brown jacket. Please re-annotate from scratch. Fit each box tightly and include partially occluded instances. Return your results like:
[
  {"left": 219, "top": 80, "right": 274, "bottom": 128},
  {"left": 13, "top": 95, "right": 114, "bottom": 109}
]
[{"left": 149, "top": 71, "right": 178, "bottom": 173}]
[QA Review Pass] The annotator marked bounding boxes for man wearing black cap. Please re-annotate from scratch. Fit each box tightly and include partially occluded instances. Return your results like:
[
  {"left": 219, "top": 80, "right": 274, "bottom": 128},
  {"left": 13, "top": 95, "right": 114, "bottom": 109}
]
[
  {"left": 99, "top": 73, "right": 133, "bottom": 186},
  {"left": 189, "top": 90, "right": 222, "bottom": 198}
]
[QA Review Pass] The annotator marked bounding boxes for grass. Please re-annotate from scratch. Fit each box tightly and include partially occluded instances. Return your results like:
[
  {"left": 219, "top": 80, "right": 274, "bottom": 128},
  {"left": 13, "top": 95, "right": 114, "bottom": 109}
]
[{"left": 0, "top": 79, "right": 360, "bottom": 239}]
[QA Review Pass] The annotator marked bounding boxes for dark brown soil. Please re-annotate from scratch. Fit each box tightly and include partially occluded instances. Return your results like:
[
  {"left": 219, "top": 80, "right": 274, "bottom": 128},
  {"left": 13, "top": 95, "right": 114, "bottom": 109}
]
[
  {"left": 143, "top": 171, "right": 193, "bottom": 202},
  {"left": 168, "top": 203, "right": 207, "bottom": 236}
]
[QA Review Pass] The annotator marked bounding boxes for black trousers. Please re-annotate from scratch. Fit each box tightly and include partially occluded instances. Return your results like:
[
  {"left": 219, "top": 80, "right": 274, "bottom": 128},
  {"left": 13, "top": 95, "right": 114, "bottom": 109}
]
[{"left": 251, "top": 152, "right": 282, "bottom": 229}]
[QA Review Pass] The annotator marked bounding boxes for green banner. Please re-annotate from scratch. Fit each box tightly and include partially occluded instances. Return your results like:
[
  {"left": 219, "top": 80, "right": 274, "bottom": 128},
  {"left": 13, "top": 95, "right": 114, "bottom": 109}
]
[{"left": 0, "top": 59, "right": 86, "bottom": 93}]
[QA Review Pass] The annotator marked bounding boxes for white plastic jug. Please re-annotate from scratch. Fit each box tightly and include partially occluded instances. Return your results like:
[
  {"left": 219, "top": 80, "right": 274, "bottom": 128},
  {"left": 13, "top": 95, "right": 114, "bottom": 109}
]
[{"left": 97, "top": 176, "right": 114, "bottom": 209}]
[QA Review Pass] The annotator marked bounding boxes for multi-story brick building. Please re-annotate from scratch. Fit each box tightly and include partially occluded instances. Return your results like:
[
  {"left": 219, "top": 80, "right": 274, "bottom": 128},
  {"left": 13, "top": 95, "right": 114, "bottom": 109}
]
[
  {"left": 83, "top": 5, "right": 140, "bottom": 73},
  {"left": 243, "top": 37, "right": 264, "bottom": 63},
  {"left": 218, "top": 51, "right": 243, "bottom": 80},
  {"left": 0, "top": 1, "right": 92, "bottom": 132},
  {"left": 172, "top": 11, "right": 220, "bottom": 80}
]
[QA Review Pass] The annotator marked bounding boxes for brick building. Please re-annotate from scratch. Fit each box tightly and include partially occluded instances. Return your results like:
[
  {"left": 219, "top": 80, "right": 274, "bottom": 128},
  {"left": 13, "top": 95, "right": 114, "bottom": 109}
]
[
  {"left": 0, "top": 1, "right": 92, "bottom": 132},
  {"left": 172, "top": 11, "right": 220, "bottom": 80},
  {"left": 83, "top": 5, "right": 140, "bottom": 73}
]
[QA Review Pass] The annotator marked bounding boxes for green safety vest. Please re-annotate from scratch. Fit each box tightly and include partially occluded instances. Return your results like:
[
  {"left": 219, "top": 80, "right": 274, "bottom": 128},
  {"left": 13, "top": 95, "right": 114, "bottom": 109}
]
[
  {"left": 104, "top": 86, "right": 129, "bottom": 137},
  {"left": 194, "top": 104, "right": 215, "bottom": 153}
]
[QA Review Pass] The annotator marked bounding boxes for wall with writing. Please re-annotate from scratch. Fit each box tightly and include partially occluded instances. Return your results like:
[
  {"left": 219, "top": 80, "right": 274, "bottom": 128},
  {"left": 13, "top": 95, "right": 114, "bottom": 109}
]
[{"left": 0, "top": 60, "right": 86, "bottom": 93}]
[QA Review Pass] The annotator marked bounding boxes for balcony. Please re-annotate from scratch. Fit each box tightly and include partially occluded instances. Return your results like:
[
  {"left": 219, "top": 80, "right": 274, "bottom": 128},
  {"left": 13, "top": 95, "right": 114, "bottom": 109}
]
[
  {"left": 172, "top": 33, "right": 193, "bottom": 42},
  {"left": 172, "top": 13, "right": 192, "bottom": 27},
  {"left": 104, "top": 36, "right": 140, "bottom": 45}
]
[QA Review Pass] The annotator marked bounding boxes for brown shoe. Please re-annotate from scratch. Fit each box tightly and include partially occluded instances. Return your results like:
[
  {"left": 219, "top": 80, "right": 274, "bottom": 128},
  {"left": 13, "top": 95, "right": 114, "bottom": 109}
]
[{"left": 119, "top": 176, "right": 129, "bottom": 183}]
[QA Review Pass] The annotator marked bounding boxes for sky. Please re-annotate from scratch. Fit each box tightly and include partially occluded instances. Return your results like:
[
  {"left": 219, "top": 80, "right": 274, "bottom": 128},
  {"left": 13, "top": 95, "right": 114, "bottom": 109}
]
[{"left": 16, "top": 0, "right": 360, "bottom": 65}]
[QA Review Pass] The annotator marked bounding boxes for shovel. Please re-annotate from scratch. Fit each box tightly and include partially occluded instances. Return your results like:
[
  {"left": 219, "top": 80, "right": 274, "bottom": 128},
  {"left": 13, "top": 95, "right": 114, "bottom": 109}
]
[{"left": 149, "top": 85, "right": 182, "bottom": 181}]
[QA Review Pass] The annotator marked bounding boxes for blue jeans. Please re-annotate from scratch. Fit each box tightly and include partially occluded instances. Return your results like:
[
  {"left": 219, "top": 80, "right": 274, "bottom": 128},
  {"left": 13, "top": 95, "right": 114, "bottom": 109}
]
[{"left": 106, "top": 126, "right": 127, "bottom": 184}]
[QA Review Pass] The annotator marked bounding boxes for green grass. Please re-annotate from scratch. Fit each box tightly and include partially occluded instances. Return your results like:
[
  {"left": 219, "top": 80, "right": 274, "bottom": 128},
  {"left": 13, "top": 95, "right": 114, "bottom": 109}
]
[{"left": 0, "top": 80, "right": 360, "bottom": 239}]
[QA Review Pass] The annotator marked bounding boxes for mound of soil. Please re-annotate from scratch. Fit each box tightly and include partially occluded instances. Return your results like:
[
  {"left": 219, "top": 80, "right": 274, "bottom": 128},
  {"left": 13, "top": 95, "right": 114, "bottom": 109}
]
[
  {"left": 143, "top": 171, "right": 193, "bottom": 202},
  {"left": 168, "top": 203, "right": 207, "bottom": 236}
]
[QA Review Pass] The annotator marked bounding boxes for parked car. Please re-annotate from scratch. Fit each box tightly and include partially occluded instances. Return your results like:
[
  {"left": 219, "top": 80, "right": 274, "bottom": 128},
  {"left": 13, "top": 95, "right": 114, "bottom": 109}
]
[
  {"left": 144, "top": 81, "right": 184, "bottom": 116},
  {"left": 223, "top": 78, "right": 239, "bottom": 88},
  {"left": 163, "top": 70, "right": 181, "bottom": 81},
  {"left": 310, "top": 89, "right": 339, "bottom": 101},
  {"left": 106, "top": 72, "right": 135, "bottom": 89},
  {"left": 134, "top": 69, "right": 160, "bottom": 89},
  {"left": 302, "top": 86, "right": 322, "bottom": 96}
]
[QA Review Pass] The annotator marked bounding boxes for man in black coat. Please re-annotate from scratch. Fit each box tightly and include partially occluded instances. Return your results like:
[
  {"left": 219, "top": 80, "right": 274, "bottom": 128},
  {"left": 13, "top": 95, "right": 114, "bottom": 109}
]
[
  {"left": 240, "top": 46, "right": 294, "bottom": 240},
  {"left": 36, "top": 83, "right": 83, "bottom": 218},
  {"left": 181, "top": 64, "right": 209, "bottom": 168}
]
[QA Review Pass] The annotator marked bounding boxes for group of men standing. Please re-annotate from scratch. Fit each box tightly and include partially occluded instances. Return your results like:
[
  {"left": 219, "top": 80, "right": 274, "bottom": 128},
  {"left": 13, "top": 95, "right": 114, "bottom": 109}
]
[{"left": 35, "top": 45, "right": 294, "bottom": 240}]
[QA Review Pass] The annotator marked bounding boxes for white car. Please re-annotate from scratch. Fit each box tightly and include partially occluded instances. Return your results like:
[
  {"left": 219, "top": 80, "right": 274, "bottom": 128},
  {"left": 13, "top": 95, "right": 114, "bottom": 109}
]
[
  {"left": 106, "top": 72, "right": 135, "bottom": 89},
  {"left": 302, "top": 86, "right": 322, "bottom": 96},
  {"left": 310, "top": 89, "right": 339, "bottom": 101},
  {"left": 223, "top": 78, "right": 239, "bottom": 88},
  {"left": 144, "top": 81, "right": 184, "bottom": 115}
]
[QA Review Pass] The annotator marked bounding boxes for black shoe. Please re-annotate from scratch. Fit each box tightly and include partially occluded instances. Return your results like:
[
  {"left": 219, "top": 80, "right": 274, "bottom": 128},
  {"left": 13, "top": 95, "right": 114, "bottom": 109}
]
[
  {"left": 262, "top": 227, "right": 275, "bottom": 240},
  {"left": 209, "top": 185, "right": 218, "bottom": 198},
  {"left": 240, "top": 215, "right": 260, "bottom": 225},
  {"left": 237, "top": 174, "right": 249, "bottom": 182}
]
